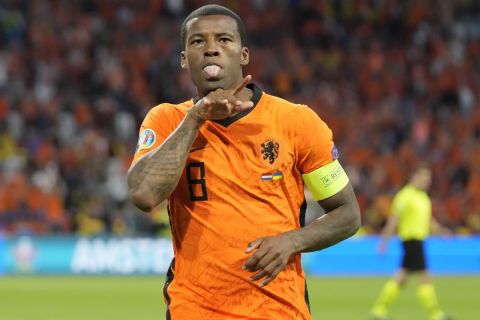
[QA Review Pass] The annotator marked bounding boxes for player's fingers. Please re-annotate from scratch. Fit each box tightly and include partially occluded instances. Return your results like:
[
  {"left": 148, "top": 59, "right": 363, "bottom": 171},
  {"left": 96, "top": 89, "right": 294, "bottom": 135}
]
[
  {"left": 233, "top": 100, "right": 254, "bottom": 112},
  {"left": 243, "top": 255, "right": 259, "bottom": 271},
  {"left": 245, "top": 238, "right": 263, "bottom": 253},
  {"left": 201, "top": 97, "right": 212, "bottom": 110},
  {"left": 233, "top": 74, "right": 252, "bottom": 95},
  {"left": 222, "top": 101, "right": 232, "bottom": 109},
  {"left": 248, "top": 250, "right": 280, "bottom": 272},
  {"left": 250, "top": 268, "right": 270, "bottom": 281},
  {"left": 243, "top": 252, "right": 266, "bottom": 271},
  {"left": 208, "top": 99, "right": 231, "bottom": 117},
  {"left": 260, "top": 268, "right": 282, "bottom": 287},
  {"left": 243, "top": 250, "right": 268, "bottom": 271},
  {"left": 251, "top": 259, "right": 282, "bottom": 284}
]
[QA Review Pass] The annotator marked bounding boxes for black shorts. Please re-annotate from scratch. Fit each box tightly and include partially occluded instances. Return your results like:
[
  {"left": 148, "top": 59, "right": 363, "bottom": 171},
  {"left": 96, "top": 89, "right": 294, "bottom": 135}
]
[{"left": 401, "top": 240, "right": 427, "bottom": 272}]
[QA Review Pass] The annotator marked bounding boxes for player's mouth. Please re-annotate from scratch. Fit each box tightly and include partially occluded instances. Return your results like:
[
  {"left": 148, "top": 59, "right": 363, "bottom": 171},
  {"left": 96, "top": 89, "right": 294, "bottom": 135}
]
[{"left": 202, "top": 63, "right": 223, "bottom": 80}]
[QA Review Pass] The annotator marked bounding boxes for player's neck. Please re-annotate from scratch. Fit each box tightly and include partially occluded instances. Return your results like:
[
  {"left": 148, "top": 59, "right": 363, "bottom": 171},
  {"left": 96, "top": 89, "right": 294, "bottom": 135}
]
[{"left": 197, "top": 79, "right": 253, "bottom": 101}]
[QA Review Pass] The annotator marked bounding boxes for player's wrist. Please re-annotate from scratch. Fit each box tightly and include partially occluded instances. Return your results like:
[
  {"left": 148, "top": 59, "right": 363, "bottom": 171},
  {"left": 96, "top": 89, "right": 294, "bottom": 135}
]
[
  {"left": 187, "top": 107, "right": 206, "bottom": 125},
  {"left": 283, "top": 232, "right": 302, "bottom": 255}
]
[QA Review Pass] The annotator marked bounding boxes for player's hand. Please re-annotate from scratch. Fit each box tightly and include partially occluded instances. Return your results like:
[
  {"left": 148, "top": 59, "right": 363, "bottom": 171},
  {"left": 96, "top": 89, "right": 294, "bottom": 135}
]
[
  {"left": 189, "top": 75, "right": 253, "bottom": 121},
  {"left": 242, "top": 234, "right": 296, "bottom": 287}
]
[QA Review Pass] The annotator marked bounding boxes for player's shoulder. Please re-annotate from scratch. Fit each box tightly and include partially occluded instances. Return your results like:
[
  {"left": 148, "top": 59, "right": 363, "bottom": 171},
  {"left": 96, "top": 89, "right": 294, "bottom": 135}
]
[{"left": 143, "top": 100, "right": 193, "bottom": 124}]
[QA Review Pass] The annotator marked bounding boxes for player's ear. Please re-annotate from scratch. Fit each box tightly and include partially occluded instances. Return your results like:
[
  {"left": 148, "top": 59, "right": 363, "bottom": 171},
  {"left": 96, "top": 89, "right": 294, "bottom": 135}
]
[
  {"left": 180, "top": 51, "right": 187, "bottom": 69},
  {"left": 240, "top": 47, "right": 249, "bottom": 66}
]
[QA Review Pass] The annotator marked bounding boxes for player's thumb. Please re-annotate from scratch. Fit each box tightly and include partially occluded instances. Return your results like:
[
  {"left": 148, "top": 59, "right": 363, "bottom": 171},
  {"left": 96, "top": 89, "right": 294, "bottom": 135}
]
[{"left": 245, "top": 239, "right": 263, "bottom": 253}]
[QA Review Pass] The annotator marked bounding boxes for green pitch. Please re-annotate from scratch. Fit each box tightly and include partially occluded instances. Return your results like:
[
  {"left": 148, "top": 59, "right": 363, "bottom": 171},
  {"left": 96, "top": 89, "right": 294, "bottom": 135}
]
[{"left": 0, "top": 276, "right": 478, "bottom": 319}]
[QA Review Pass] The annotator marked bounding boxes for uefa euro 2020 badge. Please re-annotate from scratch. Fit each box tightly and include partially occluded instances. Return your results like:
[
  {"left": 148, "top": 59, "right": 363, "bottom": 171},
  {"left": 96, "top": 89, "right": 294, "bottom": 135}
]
[{"left": 136, "top": 128, "right": 156, "bottom": 152}]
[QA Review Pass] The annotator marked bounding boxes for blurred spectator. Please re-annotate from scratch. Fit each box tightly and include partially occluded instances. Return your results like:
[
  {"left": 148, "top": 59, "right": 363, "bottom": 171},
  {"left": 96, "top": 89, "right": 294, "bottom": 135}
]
[{"left": 0, "top": 0, "right": 479, "bottom": 235}]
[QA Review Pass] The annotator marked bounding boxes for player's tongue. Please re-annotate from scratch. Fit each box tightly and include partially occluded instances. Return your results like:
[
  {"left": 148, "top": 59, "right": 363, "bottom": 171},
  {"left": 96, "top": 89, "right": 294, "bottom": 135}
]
[{"left": 203, "top": 65, "right": 221, "bottom": 78}]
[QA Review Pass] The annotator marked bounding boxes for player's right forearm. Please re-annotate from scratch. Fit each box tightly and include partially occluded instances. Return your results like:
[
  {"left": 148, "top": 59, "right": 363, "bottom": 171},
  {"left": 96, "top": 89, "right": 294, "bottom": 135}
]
[{"left": 128, "top": 110, "right": 204, "bottom": 211}]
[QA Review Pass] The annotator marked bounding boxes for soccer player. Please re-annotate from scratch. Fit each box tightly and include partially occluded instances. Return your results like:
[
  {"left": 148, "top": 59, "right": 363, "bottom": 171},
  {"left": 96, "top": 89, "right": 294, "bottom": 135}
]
[
  {"left": 128, "top": 4, "right": 360, "bottom": 319},
  {"left": 371, "top": 166, "right": 452, "bottom": 320}
]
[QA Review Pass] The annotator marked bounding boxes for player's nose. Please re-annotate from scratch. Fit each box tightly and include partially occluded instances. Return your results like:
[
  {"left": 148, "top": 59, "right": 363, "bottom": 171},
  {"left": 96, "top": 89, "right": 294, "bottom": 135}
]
[{"left": 204, "top": 39, "right": 220, "bottom": 57}]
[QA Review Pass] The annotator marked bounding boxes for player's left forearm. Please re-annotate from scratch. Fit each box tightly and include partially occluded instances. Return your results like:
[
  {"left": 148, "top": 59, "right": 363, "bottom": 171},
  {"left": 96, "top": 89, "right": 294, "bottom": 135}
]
[
  {"left": 286, "top": 183, "right": 361, "bottom": 253},
  {"left": 288, "top": 205, "right": 359, "bottom": 253}
]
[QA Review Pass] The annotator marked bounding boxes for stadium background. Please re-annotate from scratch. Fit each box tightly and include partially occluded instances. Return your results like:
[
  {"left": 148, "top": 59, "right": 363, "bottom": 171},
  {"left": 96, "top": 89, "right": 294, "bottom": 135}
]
[{"left": 0, "top": 0, "right": 479, "bottom": 319}]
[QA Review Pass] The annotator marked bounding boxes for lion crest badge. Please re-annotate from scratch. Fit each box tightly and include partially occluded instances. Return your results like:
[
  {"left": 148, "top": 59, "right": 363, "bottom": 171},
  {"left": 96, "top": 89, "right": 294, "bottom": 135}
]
[{"left": 261, "top": 139, "right": 280, "bottom": 164}]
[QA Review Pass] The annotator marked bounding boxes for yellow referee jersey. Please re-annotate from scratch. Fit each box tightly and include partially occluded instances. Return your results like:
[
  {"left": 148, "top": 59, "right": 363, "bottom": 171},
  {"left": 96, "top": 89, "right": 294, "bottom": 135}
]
[{"left": 391, "top": 184, "right": 431, "bottom": 240}]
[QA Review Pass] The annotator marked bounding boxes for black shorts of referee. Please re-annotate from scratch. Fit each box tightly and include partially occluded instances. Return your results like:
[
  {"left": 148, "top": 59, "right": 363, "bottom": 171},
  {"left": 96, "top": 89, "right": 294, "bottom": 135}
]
[{"left": 401, "top": 239, "right": 427, "bottom": 272}]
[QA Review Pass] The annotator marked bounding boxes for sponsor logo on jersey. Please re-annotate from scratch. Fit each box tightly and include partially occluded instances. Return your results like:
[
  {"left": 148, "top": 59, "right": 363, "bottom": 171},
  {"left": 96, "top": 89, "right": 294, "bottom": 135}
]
[
  {"left": 136, "top": 128, "right": 156, "bottom": 151},
  {"left": 261, "top": 139, "right": 280, "bottom": 164}
]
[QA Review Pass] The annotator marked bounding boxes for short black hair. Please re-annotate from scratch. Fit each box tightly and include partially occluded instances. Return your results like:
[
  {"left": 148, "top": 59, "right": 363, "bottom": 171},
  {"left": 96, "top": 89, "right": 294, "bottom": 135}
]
[{"left": 180, "top": 4, "right": 247, "bottom": 51}]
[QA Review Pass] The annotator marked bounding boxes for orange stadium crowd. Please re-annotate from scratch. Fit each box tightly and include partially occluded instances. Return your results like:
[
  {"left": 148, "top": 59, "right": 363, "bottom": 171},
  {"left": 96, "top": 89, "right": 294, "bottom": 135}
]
[{"left": 0, "top": 0, "right": 479, "bottom": 236}]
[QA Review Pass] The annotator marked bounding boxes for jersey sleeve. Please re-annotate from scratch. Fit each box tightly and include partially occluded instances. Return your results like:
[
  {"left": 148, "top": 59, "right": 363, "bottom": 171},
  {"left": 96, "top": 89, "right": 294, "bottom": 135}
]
[
  {"left": 131, "top": 104, "right": 185, "bottom": 165},
  {"left": 293, "top": 106, "right": 349, "bottom": 200},
  {"left": 293, "top": 106, "right": 336, "bottom": 174}
]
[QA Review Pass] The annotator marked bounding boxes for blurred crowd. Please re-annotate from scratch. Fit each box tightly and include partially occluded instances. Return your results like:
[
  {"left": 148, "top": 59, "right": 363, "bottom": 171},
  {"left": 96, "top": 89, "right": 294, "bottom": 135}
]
[{"left": 0, "top": 0, "right": 479, "bottom": 236}]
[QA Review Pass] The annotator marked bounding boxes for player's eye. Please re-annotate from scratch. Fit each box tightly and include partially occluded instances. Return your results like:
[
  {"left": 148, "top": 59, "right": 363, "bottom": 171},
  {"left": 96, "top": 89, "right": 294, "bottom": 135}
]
[
  {"left": 191, "top": 39, "right": 203, "bottom": 45},
  {"left": 219, "top": 37, "right": 231, "bottom": 43}
]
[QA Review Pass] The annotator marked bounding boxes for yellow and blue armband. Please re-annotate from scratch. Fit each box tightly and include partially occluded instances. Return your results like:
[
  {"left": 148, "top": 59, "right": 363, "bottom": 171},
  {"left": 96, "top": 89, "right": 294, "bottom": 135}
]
[{"left": 302, "top": 160, "right": 349, "bottom": 201}]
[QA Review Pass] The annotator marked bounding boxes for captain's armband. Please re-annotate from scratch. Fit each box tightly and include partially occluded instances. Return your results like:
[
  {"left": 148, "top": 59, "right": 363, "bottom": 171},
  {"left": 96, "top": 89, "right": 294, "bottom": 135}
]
[{"left": 302, "top": 160, "right": 349, "bottom": 201}]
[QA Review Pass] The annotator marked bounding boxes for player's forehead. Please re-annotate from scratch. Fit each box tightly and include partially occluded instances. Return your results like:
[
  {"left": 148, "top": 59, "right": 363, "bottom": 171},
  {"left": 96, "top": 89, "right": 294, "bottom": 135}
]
[{"left": 185, "top": 15, "right": 239, "bottom": 39}]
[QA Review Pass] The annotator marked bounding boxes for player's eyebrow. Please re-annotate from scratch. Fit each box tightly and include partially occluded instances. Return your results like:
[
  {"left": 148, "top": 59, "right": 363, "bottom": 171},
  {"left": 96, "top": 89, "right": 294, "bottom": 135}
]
[
  {"left": 187, "top": 32, "right": 204, "bottom": 39},
  {"left": 216, "top": 32, "right": 235, "bottom": 38},
  {"left": 188, "top": 31, "right": 237, "bottom": 40}
]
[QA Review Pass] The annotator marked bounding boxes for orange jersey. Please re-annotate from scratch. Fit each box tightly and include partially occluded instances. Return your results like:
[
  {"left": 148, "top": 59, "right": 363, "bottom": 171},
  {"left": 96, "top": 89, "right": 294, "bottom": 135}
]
[{"left": 132, "top": 84, "right": 336, "bottom": 319}]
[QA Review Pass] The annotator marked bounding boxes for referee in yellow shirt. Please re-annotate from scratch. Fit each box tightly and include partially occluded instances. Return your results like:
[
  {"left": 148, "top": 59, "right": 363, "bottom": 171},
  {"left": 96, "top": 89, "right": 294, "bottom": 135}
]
[{"left": 371, "top": 165, "right": 452, "bottom": 320}]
